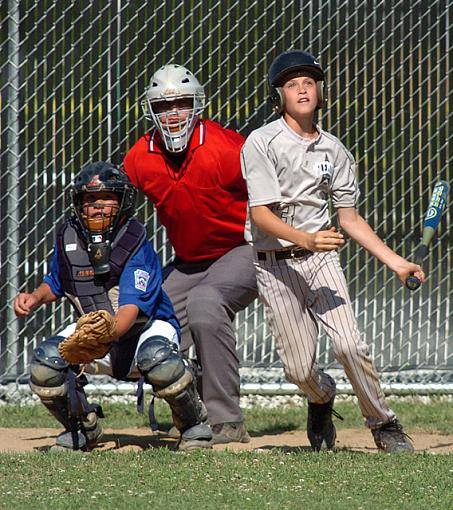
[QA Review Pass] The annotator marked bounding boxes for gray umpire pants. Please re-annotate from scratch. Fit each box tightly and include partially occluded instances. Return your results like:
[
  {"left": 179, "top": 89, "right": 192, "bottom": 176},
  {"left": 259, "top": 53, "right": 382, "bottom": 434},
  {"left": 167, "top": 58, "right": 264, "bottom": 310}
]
[{"left": 163, "top": 243, "right": 258, "bottom": 425}]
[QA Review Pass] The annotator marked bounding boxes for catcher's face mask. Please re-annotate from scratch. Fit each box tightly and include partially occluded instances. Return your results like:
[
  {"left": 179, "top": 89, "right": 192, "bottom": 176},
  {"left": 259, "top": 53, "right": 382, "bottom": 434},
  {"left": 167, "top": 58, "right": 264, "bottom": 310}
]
[
  {"left": 69, "top": 162, "right": 137, "bottom": 276},
  {"left": 78, "top": 190, "right": 121, "bottom": 276},
  {"left": 80, "top": 191, "right": 120, "bottom": 234}
]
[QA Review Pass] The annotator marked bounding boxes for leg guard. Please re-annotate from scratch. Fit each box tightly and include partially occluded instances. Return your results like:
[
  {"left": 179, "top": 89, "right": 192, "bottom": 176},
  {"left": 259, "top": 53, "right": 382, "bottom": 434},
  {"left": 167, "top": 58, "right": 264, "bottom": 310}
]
[
  {"left": 136, "top": 336, "right": 211, "bottom": 440},
  {"left": 29, "top": 336, "right": 73, "bottom": 429},
  {"left": 29, "top": 336, "right": 103, "bottom": 450}
]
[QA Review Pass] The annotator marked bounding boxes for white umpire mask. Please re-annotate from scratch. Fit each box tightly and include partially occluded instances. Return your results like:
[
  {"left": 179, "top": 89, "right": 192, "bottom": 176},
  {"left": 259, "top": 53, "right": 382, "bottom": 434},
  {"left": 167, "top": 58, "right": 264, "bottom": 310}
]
[{"left": 141, "top": 64, "right": 206, "bottom": 153}]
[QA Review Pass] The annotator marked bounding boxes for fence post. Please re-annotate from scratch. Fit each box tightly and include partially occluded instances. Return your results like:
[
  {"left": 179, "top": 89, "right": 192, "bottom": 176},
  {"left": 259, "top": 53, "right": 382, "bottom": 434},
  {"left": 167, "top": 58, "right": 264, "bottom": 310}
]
[{"left": 4, "top": 0, "right": 21, "bottom": 379}]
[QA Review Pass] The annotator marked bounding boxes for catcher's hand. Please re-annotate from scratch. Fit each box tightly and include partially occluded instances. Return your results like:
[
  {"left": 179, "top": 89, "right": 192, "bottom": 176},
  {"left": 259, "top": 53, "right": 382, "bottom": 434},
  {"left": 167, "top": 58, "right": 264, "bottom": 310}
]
[{"left": 58, "top": 310, "right": 116, "bottom": 364}]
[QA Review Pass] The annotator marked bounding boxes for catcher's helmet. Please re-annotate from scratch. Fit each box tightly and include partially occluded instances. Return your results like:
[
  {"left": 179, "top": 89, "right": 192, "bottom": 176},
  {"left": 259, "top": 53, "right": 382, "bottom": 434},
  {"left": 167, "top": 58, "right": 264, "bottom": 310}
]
[
  {"left": 268, "top": 50, "right": 326, "bottom": 114},
  {"left": 141, "top": 64, "right": 206, "bottom": 153},
  {"left": 69, "top": 161, "right": 136, "bottom": 239}
]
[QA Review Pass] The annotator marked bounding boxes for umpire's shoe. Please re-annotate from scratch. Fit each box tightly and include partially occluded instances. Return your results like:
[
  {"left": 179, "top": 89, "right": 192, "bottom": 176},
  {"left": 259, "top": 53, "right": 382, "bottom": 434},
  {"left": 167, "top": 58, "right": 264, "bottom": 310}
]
[
  {"left": 212, "top": 422, "right": 250, "bottom": 445},
  {"left": 371, "top": 419, "right": 414, "bottom": 453},
  {"left": 307, "top": 396, "right": 343, "bottom": 451}
]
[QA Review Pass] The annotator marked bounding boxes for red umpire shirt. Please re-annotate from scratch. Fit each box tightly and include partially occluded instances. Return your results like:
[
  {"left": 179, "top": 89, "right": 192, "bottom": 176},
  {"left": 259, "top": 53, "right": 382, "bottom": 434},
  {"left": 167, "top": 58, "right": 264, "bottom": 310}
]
[{"left": 123, "top": 119, "right": 247, "bottom": 262}]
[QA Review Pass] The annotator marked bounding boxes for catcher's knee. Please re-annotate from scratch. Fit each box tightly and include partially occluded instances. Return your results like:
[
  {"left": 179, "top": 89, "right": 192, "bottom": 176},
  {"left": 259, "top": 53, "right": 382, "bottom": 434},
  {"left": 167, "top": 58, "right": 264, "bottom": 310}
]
[
  {"left": 136, "top": 336, "right": 190, "bottom": 393},
  {"left": 29, "top": 336, "right": 69, "bottom": 397}
]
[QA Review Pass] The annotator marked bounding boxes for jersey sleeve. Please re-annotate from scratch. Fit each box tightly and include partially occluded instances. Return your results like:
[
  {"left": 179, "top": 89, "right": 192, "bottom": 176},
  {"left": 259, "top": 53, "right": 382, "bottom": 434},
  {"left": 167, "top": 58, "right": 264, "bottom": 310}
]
[
  {"left": 240, "top": 132, "right": 282, "bottom": 207},
  {"left": 118, "top": 239, "right": 164, "bottom": 317},
  {"left": 42, "top": 242, "right": 64, "bottom": 297},
  {"left": 123, "top": 142, "right": 140, "bottom": 188},
  {"left": 222, "top": 131, "right": 248, "bottom": 193},
  {"left": 331, "top": 145, "right": 361, "bottom": 208}
]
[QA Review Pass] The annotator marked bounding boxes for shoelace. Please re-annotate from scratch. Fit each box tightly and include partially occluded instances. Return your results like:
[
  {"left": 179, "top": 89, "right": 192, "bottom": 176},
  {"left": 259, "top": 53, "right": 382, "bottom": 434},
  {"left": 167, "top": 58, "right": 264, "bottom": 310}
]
[
  {"left": 332, "top": 408, "right": 344, "bottom": 421},
  {"left": 310, "top": 401, "right": 344, "bottom": 422},
  {"left": 380, "top": 421, "right": 413, "bottom": 442}
]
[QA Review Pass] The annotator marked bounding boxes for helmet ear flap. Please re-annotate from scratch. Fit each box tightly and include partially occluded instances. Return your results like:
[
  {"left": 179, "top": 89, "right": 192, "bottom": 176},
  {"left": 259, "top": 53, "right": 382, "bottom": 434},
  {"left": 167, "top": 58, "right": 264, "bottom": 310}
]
[
  {"left": 269, "top": 86, "right": 285, "bottom": 114},
  {"left": 271, "top": 83, "right": 326, "bottom": 113},
  {"left": 316, "top": 81, "right": 327, "bottom": 109}
]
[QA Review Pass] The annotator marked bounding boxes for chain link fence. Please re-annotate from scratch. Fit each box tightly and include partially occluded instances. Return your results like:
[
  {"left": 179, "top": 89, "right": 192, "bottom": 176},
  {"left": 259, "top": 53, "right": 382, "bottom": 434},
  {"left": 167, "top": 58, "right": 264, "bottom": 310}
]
[{"left": 1, "top": 0, "right": 452, "bottom": 400}]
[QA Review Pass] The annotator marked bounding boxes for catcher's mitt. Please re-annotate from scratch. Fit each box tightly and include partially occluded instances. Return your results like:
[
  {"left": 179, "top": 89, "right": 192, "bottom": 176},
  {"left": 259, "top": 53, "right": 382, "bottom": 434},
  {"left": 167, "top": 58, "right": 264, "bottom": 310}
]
[{"left": 59, "top": 310, "right": 116, "bottom": 364}]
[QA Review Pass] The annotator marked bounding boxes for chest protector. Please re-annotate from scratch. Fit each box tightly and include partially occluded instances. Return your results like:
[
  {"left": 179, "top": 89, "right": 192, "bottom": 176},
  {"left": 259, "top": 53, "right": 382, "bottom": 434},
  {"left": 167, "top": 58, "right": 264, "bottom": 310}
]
[{"left": 57, "top": 218, "right": 146, "bottom": 315}]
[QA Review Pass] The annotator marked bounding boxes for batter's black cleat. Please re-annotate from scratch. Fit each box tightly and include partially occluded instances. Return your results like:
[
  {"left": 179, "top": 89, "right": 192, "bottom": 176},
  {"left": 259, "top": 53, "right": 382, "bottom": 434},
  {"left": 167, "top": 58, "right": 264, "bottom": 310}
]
[
  {"left": 307, "top": 396, "right": 343, "bottom": 451},
  {"left": 372, "top": 419, "right": 414, "bottom": 453}
]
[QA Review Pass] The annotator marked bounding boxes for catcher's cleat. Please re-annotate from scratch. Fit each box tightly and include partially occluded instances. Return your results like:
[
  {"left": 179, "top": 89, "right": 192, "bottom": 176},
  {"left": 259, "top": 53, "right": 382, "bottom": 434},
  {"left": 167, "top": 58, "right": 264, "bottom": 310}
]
[
  {"left": 177, "top": 423, "right": 213, "bottom": 451},
  {"left": 50, "top": 412, "right": 103, "bottom": 452},
  {"left": 52, "top": 430, "right": 87, "bottom": 451},
  {"left": 372, "top": 419, "right": 414, "bottom": 453},
  {"left": 307, "top": 395, "right": 343, "bottom": 451},
  {"left": 167, "top": 425, "right": 181, "bottom": 439},
  {"left": 211, "top": 422, "right": 250, "bottom": 445}
]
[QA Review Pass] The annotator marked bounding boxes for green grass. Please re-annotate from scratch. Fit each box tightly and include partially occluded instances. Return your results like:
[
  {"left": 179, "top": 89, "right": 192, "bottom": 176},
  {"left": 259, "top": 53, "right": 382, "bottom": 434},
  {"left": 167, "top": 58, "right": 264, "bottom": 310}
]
[
  {"left": 1, "top": 396, "right": 452, "bottom": 434},
  {"left": 0, "top": 449, "right": 451, "bottom": 510},
  {"left": 0, "top": 397, "right": 451, "bottom": 509}
]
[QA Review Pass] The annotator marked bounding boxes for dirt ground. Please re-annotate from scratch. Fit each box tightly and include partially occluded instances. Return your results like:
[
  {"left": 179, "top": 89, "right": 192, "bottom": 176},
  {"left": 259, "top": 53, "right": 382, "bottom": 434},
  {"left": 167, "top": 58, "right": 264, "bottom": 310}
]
[{"left": 1, "top": 427, "right": 452, "bottom": 454}]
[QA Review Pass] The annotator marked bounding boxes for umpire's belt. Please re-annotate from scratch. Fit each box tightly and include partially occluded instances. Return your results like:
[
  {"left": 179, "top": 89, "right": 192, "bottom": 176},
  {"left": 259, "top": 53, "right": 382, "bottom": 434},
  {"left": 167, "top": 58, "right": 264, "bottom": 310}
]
[{"left": 257, "top": 247, "right": 312, "bottom": 261}]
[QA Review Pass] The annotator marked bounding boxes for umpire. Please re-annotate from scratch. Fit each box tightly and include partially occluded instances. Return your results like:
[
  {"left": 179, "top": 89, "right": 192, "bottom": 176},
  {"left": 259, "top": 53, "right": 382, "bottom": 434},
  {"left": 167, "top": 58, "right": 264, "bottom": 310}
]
[{"left": 124, "top": 63, "right": 258, "bottom": 444}]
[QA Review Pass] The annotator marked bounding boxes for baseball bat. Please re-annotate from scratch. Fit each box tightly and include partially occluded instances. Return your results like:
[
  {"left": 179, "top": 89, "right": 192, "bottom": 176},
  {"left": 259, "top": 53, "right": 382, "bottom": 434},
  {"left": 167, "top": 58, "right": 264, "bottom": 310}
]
[{"left": 405, "top": 180, "right": 450, "bottom": 290}]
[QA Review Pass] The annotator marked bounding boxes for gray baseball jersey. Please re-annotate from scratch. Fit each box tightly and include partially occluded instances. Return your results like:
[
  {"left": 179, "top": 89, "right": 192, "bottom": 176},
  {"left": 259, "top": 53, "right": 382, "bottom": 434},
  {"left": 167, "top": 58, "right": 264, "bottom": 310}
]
[
  {"left": 241, "top": 117, "right": 360, "bottom": 250},
  {"left": 240, "top": 118, "right": 396, "bottom": 429}
]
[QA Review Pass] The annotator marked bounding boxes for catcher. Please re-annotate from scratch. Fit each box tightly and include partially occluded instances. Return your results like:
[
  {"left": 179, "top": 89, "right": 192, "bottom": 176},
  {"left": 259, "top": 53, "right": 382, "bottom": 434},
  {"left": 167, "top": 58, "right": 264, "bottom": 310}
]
[{"left": 14, "top": 161, "right": 212, "bottom": 452}]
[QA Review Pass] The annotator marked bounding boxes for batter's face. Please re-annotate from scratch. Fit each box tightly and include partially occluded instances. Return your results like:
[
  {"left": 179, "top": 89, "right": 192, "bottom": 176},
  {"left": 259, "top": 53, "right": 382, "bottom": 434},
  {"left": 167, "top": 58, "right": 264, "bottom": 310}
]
[
  {"left": 282, "top": 74, "right": 318, "bottom": 120},
  {"left": 151, "top": 97, "right": 194, "bottom": 132}
]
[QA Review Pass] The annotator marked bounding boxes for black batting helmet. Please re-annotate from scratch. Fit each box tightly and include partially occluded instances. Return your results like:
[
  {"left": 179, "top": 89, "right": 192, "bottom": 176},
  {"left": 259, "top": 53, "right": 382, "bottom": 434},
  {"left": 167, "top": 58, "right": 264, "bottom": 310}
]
[{"left": 268, "top": 50, "right": 326, "bottom": 113}]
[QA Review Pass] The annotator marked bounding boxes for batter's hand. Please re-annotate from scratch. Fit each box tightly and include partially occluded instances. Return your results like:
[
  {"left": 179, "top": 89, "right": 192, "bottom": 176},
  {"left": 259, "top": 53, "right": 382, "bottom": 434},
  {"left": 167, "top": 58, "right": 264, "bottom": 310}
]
[
  {"left": 14, "top": 293, "right": 40, "bottom": 317},
  {"left": 301, "top": 227, "right": 345, "bottom": 252},
  {"left": 392, "top": 260, "right": 425, "bottom": 286}
]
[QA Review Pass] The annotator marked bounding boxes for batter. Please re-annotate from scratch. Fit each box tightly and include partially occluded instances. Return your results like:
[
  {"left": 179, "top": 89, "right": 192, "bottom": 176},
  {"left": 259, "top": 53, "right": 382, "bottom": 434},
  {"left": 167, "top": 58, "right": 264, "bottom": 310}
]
[{"left": 240, "top": 49, "right": 424, "bottom": 453}]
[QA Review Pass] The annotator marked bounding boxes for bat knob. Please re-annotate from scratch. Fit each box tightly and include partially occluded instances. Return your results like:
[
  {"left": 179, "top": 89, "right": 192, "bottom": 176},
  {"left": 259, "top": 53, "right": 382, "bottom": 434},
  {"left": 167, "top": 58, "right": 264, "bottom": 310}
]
[{"left": 405, "top": 275, "right": 421, "bottom": 291}]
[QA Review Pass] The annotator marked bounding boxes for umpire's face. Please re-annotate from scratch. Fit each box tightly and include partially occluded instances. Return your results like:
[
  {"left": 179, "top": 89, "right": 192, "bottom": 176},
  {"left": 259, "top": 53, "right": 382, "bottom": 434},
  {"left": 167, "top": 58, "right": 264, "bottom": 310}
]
[{"left": 151, "top": 98, "right": 194, "bottom": 133}]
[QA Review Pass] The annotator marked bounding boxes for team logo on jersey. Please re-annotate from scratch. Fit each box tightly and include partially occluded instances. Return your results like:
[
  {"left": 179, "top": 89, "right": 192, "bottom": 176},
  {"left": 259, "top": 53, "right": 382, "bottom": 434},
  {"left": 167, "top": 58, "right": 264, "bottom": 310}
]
[
  {"left": 134, "top": 269, "right": 150, "bottom": 292},
  {"left": 314, "top": 155, "right": 334, "bottom": 192}
]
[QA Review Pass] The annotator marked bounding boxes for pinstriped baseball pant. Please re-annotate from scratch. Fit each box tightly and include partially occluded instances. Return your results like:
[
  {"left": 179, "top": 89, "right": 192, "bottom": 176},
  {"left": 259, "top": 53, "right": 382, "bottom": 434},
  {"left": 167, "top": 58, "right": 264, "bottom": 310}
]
[{"left": 254, "top": 249, "right": 396, "bottom": 429}]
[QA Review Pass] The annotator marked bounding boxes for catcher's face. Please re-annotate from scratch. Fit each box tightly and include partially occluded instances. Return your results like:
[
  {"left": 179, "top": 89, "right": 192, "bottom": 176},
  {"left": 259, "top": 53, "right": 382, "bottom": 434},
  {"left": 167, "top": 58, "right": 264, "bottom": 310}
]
[
  {"left": 81, "top": 191, "right": 120, "bottom": 232},
  {"left": 282, "top": 74, "right": 318, "bottom": 119}
]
